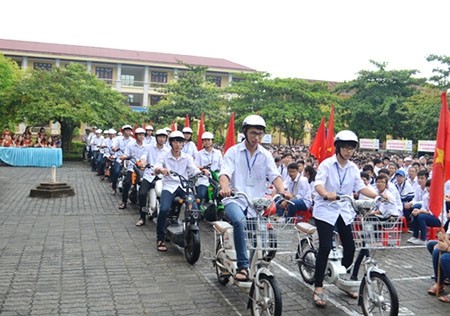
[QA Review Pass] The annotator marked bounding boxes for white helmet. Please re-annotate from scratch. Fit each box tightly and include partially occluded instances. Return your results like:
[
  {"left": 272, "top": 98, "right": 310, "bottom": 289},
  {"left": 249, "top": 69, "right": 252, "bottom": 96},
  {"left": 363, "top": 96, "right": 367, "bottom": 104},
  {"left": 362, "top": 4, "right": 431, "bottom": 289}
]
[
  {"left": 135, "top": 127, "right": 146, "bottom": 134},
  {"left": 242, "top": 114, "right": 266, "bottom": 131},
  {"left": 145, "top": 125, "right": 154, "bottom": 131},
  {"left": 165, "top": 127, "right": 172, "bottom": 133},
  {"left": 334, "top": 130, "right": 358, "bottom": 144},
  {"left": 202, "top": 132, "right": 214, "bottom": 140},
  {"left": 169, "top": 130, "right": 185, "bottom": 140},
  {"left": 95, "top": 129, "right": 102, "bottom": 134},
  {"left": 109, "top": 129, "right": 117, "bottom": 134},
  {"left": 122, "top": 124, "right": 132, "bottom": 131},
  {"left": 155, "top": 129, "right": 168, "bottom": 137},
  {"left": 182, "top": 127, "right": 193, "bottom": 134}
]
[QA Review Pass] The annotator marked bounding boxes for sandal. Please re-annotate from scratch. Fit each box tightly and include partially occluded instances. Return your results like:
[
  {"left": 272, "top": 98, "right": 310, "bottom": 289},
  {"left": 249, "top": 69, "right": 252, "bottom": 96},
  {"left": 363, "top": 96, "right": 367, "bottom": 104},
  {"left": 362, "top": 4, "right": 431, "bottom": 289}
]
[
  {"left": 344, "top": 291, "right": 358, "bottom": 299},
  {"left": 135, "top": 219, "right": 145, "bottom": 226},
  {"left": 118, "top": 203, "right": 127, "bottom": 209},
  {"left": 438, "top": 294, "right": 450, "bottom": 303},
  {"left": 157, "top": 240, "right": 167, "bottom": 252},
  {"left": 427, "top": 284, "right": 444, "bottom": 295},
  {"left": 313, "top": 291, "right": 327, "bottom": 307},
  {"left": 235, "top": 268, "right": 249, "bottom": 282}
]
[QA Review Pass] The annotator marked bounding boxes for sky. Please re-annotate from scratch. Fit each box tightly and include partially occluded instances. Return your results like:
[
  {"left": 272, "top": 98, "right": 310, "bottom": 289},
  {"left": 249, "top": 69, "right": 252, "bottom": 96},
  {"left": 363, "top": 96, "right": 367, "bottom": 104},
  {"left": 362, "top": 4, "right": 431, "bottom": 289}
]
[{"left": 1, "top": 0, "right": 449, "bottom": 82}]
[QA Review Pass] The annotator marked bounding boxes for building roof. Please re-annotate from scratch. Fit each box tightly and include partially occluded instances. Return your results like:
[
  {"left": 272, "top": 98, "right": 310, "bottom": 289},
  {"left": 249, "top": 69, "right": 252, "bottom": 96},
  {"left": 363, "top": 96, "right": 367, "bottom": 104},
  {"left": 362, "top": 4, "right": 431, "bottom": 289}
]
[{"left": 0, "top": 38, "right": 255, "bottom": 72}]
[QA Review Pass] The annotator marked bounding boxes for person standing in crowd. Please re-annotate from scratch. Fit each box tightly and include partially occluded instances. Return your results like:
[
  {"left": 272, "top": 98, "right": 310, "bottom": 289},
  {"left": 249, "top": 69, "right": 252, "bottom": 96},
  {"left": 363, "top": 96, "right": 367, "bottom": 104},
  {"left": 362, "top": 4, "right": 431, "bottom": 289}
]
[
  {"left": 110, "top": 125, "right": 135, "bottom": 196},
  {"left": 219, "top": 115, "right": 285, "bottom": 282},
  {"left": 195, "top": 132, "right": 223, "bottom": 204},
  {"left": 312, "top": 130, "right": 378, "bottom": 307}
]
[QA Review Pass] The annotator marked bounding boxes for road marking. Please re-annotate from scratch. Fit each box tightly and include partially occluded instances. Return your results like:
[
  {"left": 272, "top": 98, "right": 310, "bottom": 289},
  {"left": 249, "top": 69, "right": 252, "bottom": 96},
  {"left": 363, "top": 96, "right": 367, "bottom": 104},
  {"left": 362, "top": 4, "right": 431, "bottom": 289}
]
[
  {"left": 271, "top": 260, "right": 358, "bottom": 316},
  {"left": 202, "top": 273, "right": 244, "bottom": 316},
  {"left": 272, "top": 260, "right": 417, "bottom": 316}
]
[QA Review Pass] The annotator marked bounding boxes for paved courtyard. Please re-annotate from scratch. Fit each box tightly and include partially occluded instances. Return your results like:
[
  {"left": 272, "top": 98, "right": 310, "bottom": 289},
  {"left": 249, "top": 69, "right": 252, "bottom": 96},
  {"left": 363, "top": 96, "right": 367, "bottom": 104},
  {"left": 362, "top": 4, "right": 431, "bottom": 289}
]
[{"left": 0, "top": 162, "right": 448, "bottom": 315}]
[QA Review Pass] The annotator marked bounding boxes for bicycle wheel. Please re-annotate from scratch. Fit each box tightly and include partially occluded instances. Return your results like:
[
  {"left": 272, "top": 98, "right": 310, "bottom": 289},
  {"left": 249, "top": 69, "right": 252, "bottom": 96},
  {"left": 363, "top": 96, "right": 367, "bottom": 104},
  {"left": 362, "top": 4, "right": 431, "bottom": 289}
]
[
  {"left": 360, "top": 271, "right": 399, "bottom": 316},
  {"left": 184, "top": 229, "right": 201, "bottom": 265},
  {"left": 214, "top": 241, "right": 230, "bottom": 285},
  {"left": 296, "top": 239, "right": 316, "bottom": 285},
  {"left": 249, "top": 274, "right": 282, "bottom": 316}
]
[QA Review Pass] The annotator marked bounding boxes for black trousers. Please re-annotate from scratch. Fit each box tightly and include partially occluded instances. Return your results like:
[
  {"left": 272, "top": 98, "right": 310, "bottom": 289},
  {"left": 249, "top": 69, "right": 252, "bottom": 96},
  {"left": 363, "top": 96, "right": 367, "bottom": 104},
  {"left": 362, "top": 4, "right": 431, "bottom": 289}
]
[
  {"left": 313, "top": 215, "right": 355, "bottom": 287},
  {"left": 139, "top": 178, "right": 156, "bottom": 209},
  {"left": 122, "top": 171, "right": 133, "bottom": 203}
]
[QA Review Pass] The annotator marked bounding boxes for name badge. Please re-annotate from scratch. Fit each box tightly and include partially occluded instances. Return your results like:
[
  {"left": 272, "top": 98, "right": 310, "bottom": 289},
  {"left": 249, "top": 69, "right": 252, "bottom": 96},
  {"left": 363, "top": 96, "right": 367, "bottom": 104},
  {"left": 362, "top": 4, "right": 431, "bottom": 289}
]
[{"left": 246, "top": 177, "right": 255, "bottom": 187}]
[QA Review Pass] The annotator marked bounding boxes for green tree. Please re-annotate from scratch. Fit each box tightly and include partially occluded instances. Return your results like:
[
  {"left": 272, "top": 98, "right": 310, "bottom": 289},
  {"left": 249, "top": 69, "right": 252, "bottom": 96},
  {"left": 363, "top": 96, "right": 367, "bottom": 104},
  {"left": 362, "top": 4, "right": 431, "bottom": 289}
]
[
  {"left": 147, "top": 64, "right": 223, "bottom": 133},
  {"left": 227, "top": 72, "right": 338, "bottom": 145},
  {"left": 402, "top": 86, "right": 441, "bottom": 142},
  {"left": 426, "top": 54, "right": 450, "bottom": 89},
  {"left": 0, "top": 53, "right": 21, "bottom": 128},
  {"left": 335, "top": 61, "right": 426, "bottom": 140},
  {"left": 8, "top": 63, "right": 134, "bottom": 151}
]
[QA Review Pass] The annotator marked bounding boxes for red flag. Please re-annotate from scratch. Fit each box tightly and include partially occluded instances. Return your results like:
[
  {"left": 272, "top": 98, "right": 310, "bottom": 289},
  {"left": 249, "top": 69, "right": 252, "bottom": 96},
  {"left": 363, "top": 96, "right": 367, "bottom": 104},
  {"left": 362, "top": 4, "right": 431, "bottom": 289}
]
[
  {"left": 197, "top": 113, "right": 205, "bottom": 150},
  {"left": 185, "top": 114, "right": 190, "bottom": 128},
  {"left": 429, "top": 92, "right": 450, "bottom": 218},
  {"left": 323, "top": 104, "right": 335, "bottom": 160},
  {"left": 224, "top": 112, "right": 236, "bottom": 154},
  {"left": 171, "top": 121, "right": 177, "bottom": 131},
  {"left": 310, "top": 117, "right": 326, "bottom": 163}
]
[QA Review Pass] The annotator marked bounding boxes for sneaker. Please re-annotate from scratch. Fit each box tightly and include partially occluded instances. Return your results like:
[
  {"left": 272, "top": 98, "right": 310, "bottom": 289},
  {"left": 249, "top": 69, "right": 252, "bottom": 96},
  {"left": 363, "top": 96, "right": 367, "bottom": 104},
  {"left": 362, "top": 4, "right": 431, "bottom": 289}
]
[
  {"left": 411, "top": 239, "right": 427, "bottom": 245},
  {"left": 407, "top": 237, "right": 418, "bottom": 243}
]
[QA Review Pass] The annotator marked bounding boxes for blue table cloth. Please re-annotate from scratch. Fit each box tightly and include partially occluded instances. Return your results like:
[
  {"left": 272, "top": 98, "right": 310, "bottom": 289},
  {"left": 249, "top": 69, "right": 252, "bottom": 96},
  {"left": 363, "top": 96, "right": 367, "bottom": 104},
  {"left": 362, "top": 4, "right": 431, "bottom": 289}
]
[{"left": 0, "top": 147, "right": 63, "bottom": 167}]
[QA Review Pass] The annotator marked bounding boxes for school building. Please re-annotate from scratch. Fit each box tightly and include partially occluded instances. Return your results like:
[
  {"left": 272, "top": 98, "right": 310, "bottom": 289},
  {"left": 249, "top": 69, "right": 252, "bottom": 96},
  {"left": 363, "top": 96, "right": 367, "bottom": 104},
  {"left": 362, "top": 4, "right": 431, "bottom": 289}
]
[{"left": 0, "top": 38, "right": 255, "bottom": 112}]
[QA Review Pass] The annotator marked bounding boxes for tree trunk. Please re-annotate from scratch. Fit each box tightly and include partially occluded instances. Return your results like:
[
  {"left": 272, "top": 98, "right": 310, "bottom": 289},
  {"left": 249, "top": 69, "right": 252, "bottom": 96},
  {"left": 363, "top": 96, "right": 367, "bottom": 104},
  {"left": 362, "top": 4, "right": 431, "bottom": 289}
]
[{"left": 60, "top": 122, "right": 75, "bottom": 152}]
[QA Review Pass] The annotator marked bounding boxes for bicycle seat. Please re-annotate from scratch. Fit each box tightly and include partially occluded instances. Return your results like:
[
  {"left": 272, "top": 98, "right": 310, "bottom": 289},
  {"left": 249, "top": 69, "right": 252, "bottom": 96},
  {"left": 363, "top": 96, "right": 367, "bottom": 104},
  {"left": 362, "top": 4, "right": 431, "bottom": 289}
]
[
  {"left": 295, "top": 222, "right": 317, "bottom": 235},
  {"left": 213, "top": 221, "right": 233, "bottom": 234}
]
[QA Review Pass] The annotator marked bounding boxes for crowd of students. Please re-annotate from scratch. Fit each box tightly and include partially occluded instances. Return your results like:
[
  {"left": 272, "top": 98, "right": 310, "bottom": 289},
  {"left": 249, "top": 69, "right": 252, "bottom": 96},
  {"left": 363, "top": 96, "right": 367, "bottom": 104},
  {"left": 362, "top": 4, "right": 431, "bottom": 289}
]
[
  {"left": 82, "top": 121, "right": 450, "bottom": 305},
  {"left": 0, "top": 126, "right": 61, "bottom": 148}
]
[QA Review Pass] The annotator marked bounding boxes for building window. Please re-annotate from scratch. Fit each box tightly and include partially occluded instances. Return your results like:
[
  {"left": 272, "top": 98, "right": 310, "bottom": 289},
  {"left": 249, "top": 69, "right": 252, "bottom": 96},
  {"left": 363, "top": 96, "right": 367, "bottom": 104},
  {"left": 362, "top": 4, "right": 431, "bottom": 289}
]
[
  {"left": 34, "top": 62, "right": 52, "bottom": 71},
  {"left": 150, "top": 95, "right": 162, "bottom": 105},
  {"left": 231, "top": 77, "right": 243, "bottom": 83},
  {"left": 126, "top": 94, "right": 134, "bottom": 105},
  {"left": 151, "top": 71, "right": 168, "bottom": 83},
  {"left": 95, "top": 67, "right": 113, "bottom": 84},
  {"left": 121, "top": 74, "right": 135, "bottom": 86},
  {"left": 206, "top": 75, "right": 222, "bottom": 87}
]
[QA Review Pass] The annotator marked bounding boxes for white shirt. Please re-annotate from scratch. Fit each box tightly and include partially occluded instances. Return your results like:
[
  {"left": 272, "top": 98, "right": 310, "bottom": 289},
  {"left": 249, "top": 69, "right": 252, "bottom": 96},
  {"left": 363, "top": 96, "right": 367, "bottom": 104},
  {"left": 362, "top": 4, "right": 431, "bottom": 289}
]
[
  {"left": 411, "top": 185, "right": 426, "bottom": 204},
  {"left": 195, "top": 148, "right": 223, "bottom": 187},
  {"left": 313, "top": 155, "right": 365, "bottom": 226},
  {"left": 143, "top": 144, "right": 170, "bottom": 183},
  {"left": 395, "top": 180, "right": 414, "bottom": 202},
  {"left": 155, "top": 150, "right": 200, "bottom": 194},
  {"left": 386, "top": 183, "right": 403, "bottom": 215},
  {"left": 376, "top": 188, "right": 401, "bottom": 217},
  {"left": 182, "top": 141, "right": 198, "bottom": 160},
  {"left": 220, "top": 142, "right": 280, "bottom": 217},
  {"left": 112, "top": 136, "right": 136, "bottom": 162},
  {"left": 123, "top": 142, "right": 149, "bottom": 172},
  {"left": 284, "top": 173, "right": 312, "bottom": 209},
  {"left": 144, "top": 135, "right": 156, "bottom": 145},
  {"left": 89, "top": 135, "right": 104, "bottom": 151}
]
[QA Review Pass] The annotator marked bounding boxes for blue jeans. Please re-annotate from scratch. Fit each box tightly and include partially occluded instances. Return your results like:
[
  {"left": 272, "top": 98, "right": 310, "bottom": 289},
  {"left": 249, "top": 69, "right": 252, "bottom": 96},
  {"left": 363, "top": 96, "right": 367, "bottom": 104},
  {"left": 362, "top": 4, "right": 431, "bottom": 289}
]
[
  {"left": 110, "top": 161, "right": 122, "bottom": 191},
  {"left": 157, "top": 187, "right": 186, "bottom": 242},
  {"left": 427, "top": 241, "right": 450, "bottom": 284},
  {"left": 196, "top": 184, "right": 208, "bottom": 203},
  {"left": 224, "top": 202, "right": 249, "bottom": 269},
  {"left": 276, "top": 199, "right": 308, "bottom": 217},
  {"left": 411, "top": 213, "right": 441, "bottom": 241}
]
